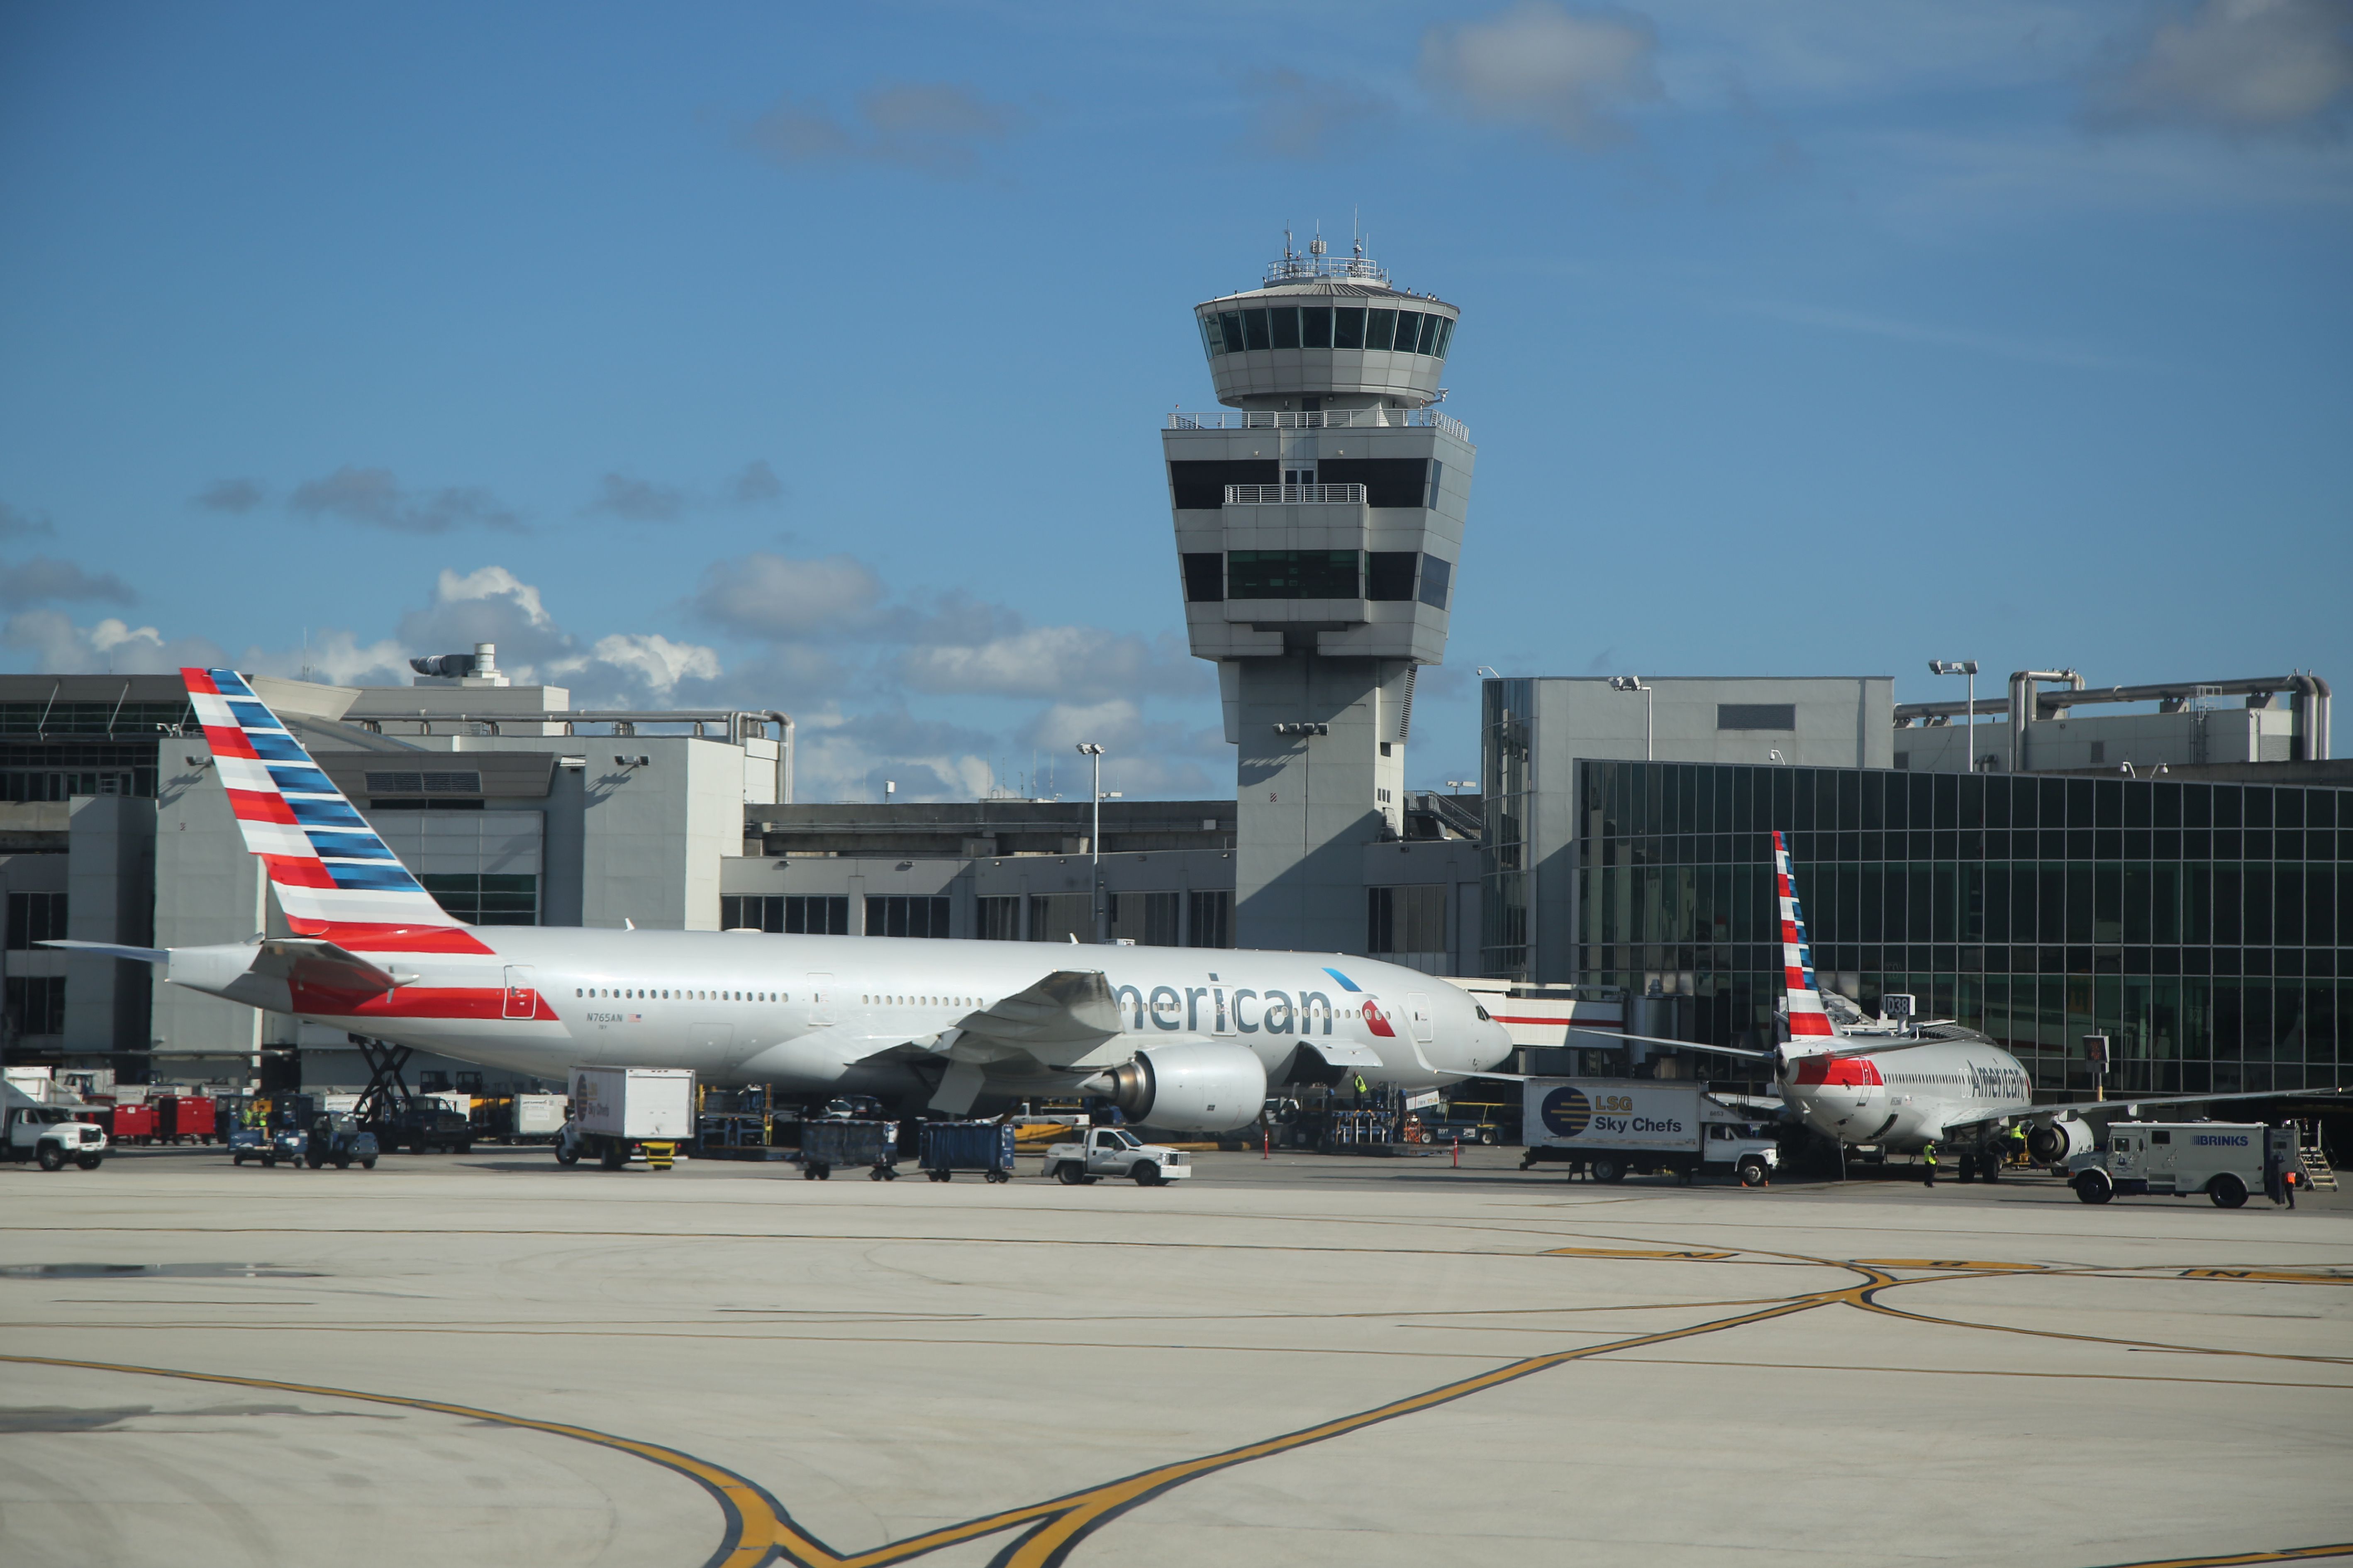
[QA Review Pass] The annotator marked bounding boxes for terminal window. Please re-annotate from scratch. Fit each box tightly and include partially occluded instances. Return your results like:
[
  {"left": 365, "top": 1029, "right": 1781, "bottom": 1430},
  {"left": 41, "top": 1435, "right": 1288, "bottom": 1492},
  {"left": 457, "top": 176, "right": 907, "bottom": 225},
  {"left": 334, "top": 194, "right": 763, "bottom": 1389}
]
[
  {"left": 1187, "top": 889, "right": 1233, "bottom": 949},
  {"left": 868, "top": 895, "right": 951, "bottom": 939},
  {"left": 1027, "top": 893, "right": 1093, "bottom": 944},
  {"left": 1168, "top": 459, "right": 1277, "bottom": 510},
  {"left": 722, "top": 895, "right": 849, "bottom": 935},
  {"left": 1366, "top": 552, "right": 1418, "bottom": 601},
  {"left": 1367, "top": 884, "right": 1446, "bottom": 955},
  {"left": 418, "top": 873, "right": 538, "bottom": 926},
  {"left": 5, "top": 891, "right": 66, "bottom": 950},
  {"left": 1718, "top": 704, "right": 1797, "bottom": 731},
  {"left": 1199, "top": 307, "right": 1454, "bottom": 361},
  {"left": 1228, "top": 549, "right": 1361, "bottom": 599},
  {"left": 1316, "top": 458, "right": 1426, "bottom": 509},
  {"left": 1417, "top": 555, "right": 1453, "bottom": 610},
  {"left": 1111, "top": 891, "right": 1181, "bottom": 947},
  {"left": 976, "top": 895, "right": 1021, "bottom": 940},
  {"left": 3, "top": 975, "right": 65, "bottom": 1037},
  {"left": 1182, "top": 553, "right": 1225, "bottom": 602}
]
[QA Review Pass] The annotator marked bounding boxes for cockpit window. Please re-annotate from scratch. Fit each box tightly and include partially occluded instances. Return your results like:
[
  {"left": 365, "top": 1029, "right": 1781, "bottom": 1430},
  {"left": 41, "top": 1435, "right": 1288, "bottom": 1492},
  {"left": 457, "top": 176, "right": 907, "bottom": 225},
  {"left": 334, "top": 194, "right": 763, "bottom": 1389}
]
[{"left": 1474, "top": 1005, "right": 1491, "bottom": 1021}]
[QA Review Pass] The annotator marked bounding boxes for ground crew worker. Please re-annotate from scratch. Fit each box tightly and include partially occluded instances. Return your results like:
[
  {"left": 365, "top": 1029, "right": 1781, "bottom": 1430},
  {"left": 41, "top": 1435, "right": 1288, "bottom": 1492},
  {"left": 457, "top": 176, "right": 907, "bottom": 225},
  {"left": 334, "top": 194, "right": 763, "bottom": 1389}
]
[
  {"left": 2284, "top": 1167, "right": 2299, "bottom": 1209},
  {"left": 1921, "top": 1142, "right": 1938, "bottom": 1188}
]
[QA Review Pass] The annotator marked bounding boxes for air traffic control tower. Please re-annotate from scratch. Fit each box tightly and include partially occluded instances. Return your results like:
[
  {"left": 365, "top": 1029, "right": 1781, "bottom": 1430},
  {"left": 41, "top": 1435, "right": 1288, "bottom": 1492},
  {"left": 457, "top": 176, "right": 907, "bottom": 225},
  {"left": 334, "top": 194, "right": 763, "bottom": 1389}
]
[{"left": 1163, "top": 236, "right": 1475, "bottom": 952}]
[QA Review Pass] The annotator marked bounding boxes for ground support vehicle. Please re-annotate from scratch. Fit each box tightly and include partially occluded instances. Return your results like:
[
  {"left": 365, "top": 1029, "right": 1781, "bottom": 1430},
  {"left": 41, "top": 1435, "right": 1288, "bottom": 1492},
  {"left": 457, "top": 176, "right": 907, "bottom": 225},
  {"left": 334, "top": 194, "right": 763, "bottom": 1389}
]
[
  {"left": 156, "top": 1094, "right": 217, "bottom": 1144},
  {"left": 3, "top": 1085, "right": 109, "bottom": 1169},
  {"left": 101, "top": 1101, "right": 156, "bottom": 1146},
  {"left": 1518, "top": 1078, "right": 1781, "bottom": 1187},
  {"left": 1040, "top": 1127, "right": 1193, "bottom": 1186},
  {"left": 499, "top": 1092, "right": 568, "bottom": 1144},
  {"left": 919, "top": 1121, "right": 1017, "bottom": 1182},
  {"left": 303, "top": 1113, "right": 380, "bottom": 1169},
  {"left": 801, "top": 1118, "right": 900, "bottom": 1180},
  {"left": 559, "top": 1066, "right": 695, "bottom": 1171},
  {"left": 380, "top": 1102, "right": 474, "bottom": 1154},
  {"left": 2067, "top": 1121, "right": 2297, "bottom": 1208}
]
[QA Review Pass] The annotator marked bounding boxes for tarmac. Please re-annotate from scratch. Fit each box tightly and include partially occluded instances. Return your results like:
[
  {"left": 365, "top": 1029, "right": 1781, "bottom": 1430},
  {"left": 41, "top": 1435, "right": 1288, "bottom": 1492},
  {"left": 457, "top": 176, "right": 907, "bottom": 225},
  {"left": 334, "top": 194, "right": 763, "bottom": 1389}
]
[{"left": 3, "top": 1144, "right": 2349, "bottom": 1568}]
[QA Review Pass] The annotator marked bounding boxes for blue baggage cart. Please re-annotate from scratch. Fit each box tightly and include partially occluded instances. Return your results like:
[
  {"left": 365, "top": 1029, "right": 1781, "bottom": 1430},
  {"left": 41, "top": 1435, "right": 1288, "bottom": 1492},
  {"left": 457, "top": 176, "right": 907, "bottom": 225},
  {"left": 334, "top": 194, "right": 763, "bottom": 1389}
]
[
  {"left": 800, "top": 1118, "right": 899, "bottom": 1180},
  {"left": 919, "top": 1121, "right": 1017, "bottom": 1183}
]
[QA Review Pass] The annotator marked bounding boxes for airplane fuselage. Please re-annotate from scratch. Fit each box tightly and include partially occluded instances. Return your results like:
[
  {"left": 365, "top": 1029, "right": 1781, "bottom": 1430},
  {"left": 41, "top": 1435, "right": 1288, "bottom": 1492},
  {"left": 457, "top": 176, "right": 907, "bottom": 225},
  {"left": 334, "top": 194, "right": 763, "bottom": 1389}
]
[
  {"left": 1784, "top": 1035, "right": 2034, "bottom": 1154},
  {"left": 174, "top": 926, "right": 1513, "bottom": 1102}
]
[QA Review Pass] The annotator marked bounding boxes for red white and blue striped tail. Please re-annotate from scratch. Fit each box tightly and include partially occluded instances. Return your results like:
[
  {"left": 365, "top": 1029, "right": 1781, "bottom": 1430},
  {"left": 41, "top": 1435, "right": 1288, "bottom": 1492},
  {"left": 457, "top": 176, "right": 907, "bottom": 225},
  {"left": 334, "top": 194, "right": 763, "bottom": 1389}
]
[
  {"left": 183, "top": 668, "right": 480, "bottom": 951},
  {"left": 1772, "top": 830, "right": 1837, "bottom": 1044}
]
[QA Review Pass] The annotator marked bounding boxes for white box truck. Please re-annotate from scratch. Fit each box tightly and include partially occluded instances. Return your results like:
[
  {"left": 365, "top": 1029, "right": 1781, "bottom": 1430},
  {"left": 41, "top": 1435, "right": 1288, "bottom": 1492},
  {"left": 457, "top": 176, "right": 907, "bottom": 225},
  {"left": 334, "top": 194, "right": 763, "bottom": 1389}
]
[
  {"left": 2066, "top": 1121, "right": 2297, "bottom": 1209},
  {"left": 1518, "top": 1078, "right": 1782, "bottom": 1187},
  {"left": 558, "top": 1067, "right": 695, "bottom": 1171}
]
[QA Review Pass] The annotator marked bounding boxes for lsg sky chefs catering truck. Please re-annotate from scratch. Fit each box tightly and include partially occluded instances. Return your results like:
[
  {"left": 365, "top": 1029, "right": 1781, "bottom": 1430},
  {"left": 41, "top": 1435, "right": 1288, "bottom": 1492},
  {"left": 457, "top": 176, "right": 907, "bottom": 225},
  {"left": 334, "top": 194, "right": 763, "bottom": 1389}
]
[{"left": 1520, "top": 1079, "right": 1781, "bottom": 1186}]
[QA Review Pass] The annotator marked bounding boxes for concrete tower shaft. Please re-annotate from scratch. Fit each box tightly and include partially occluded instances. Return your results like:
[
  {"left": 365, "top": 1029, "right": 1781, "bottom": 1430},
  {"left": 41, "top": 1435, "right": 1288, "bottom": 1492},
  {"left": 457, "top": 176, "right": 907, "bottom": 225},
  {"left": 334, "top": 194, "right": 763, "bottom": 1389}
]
[{"left": 1162, "top": 239, "right": 1476, "bottom": 953}]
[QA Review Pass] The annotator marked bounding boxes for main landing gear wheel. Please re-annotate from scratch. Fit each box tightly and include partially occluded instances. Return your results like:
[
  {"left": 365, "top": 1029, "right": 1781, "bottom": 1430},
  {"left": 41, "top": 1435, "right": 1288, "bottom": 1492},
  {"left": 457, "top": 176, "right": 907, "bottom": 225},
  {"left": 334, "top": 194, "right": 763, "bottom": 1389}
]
[
  {"left": 1131, "top": 1161, "right": 1161, "bottom": 1187},
  {"left": 2209, "top": 1173, "right": 2248, "bottom": 1209},
  {"left": 1981, "top": 1154, "right": 2003, "bottom": 1183}
]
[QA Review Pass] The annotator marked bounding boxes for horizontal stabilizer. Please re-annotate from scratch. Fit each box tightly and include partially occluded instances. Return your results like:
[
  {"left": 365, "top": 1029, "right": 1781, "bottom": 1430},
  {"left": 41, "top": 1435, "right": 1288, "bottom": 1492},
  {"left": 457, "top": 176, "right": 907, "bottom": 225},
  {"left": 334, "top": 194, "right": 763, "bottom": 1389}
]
[
  {"left": 38, "top": 940, "right": 169, "bottom": 965},
  {"left": 958, "top": 970, "right": 1122, "bottom": 1051},
  {"left": 249, "top": 937, "right": 405, "bottom": 998}
]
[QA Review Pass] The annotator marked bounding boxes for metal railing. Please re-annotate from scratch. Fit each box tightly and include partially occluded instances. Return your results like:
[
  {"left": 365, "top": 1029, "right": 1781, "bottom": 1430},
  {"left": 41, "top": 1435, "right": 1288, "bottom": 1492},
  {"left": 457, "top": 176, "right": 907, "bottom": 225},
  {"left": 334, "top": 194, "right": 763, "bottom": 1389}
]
[
  {"left": 1168, "top": 407, "right": 1470, "bottom": 442},
  {"left": 1224, "top": 483, "right": 1365, "bottom": 505}
]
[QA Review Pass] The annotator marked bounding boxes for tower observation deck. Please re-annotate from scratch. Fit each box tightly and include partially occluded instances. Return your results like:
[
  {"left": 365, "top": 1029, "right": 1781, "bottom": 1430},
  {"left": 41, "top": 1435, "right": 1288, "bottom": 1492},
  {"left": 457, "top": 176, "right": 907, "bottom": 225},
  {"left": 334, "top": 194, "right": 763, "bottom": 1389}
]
[{"left": 1161, "top": 236, "right": 1476, "bottom": 953}]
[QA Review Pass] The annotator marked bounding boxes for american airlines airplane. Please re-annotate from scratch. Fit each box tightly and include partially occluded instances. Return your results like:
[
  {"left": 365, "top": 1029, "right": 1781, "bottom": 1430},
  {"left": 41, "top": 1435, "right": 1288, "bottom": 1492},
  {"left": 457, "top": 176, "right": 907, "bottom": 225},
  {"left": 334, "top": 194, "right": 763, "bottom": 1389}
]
[
  {"left": 1603, "top": 833, "right": 2334, "bottom": 1178},
  {"left": 49, "top": 669, "right": 1514, "bottom": 1131}
]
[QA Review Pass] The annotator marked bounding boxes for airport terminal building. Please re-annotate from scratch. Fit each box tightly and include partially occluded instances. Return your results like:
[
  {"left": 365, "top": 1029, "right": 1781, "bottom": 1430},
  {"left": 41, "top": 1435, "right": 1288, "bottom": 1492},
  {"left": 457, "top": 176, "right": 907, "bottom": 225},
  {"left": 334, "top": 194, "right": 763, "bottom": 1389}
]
[{"left": 1, "top": 240, "right": 2342, "bottom": 1105}]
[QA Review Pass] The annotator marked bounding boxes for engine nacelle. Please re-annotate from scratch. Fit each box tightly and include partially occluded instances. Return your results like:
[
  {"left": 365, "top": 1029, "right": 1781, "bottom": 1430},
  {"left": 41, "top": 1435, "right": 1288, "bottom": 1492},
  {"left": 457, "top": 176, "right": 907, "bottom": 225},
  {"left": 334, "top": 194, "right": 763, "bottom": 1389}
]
[
  {"left": 2026, "top": 1117, "right": 2095, "bottom": 1164},
  {"left": 1093, "top": 1042, "right": 1266, "bottom": 1133}
]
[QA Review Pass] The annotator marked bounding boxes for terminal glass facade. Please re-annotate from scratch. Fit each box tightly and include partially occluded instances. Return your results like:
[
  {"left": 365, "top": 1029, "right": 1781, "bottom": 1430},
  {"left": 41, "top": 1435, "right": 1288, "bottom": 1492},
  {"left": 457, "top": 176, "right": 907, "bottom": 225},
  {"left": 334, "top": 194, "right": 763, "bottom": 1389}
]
[{"left": 1576, "top": 759, "right": 2349, "bottom": 1096}]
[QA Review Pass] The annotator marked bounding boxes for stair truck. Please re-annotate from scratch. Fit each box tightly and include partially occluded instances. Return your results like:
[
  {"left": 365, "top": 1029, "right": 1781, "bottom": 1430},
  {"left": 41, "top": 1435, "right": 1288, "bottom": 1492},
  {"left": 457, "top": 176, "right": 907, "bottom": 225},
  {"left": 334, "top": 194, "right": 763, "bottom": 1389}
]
[{"left": 1518, "top": 1078, "right": 1782, "bottom": 1187}]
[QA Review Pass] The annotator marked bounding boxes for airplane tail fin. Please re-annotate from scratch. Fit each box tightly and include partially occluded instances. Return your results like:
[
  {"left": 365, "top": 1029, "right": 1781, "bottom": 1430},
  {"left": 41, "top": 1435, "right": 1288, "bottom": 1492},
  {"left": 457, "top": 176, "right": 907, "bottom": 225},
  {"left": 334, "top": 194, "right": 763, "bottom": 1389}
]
[
  {"left": 183, "top": 668, "right": 481, "bottom": 951},
  {"left": 1772, "top": 830, "right": 1837, "bottom": 1046}
]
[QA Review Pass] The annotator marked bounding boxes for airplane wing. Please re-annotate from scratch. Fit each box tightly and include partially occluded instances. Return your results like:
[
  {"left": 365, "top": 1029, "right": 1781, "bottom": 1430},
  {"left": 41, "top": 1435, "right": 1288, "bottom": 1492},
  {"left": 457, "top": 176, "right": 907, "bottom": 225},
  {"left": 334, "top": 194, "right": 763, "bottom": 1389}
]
[
  {"left": 954, "top": 969, "right": 1123, "bottom": 1054},
  {"left": 38, "top": 940, "right": 169, "bottom": 965},
  {"left": 1938, "top": 1085, "right": 2350, "bottom": 1141},
  {"left": 1566, "top": 1027, "right": 1775, "bottom": 1062}
]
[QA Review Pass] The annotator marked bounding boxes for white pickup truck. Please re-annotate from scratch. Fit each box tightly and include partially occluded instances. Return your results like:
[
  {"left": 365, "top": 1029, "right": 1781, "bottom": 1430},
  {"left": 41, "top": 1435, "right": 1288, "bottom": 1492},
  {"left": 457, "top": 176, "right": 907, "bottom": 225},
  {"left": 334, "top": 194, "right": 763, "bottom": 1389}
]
[
  {"left": 3, "top": 1084, "right": 110, "bottom": 1170},
  {"left": 1041, "top": 1127, "right": 1193, "bottom": 1187}
]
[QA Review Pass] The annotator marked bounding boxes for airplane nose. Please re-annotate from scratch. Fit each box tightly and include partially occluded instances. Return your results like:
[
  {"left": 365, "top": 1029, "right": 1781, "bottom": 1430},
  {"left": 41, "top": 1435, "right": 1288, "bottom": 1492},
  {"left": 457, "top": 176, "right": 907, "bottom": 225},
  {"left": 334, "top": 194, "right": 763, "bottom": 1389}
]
[{"left": 1478, "top": 1021, "right": 1514, "bottom": 1071}]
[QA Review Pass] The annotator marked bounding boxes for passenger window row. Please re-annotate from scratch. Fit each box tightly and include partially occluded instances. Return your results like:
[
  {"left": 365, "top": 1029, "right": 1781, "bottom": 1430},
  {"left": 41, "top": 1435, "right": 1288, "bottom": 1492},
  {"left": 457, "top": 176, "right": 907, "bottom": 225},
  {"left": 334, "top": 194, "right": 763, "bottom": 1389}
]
[
  {"left": 577, "top": 986, "right": 783, "bottom": 1001},
  {"left": 1201, "top": 305, "right": 1454, "bottom": 360}
]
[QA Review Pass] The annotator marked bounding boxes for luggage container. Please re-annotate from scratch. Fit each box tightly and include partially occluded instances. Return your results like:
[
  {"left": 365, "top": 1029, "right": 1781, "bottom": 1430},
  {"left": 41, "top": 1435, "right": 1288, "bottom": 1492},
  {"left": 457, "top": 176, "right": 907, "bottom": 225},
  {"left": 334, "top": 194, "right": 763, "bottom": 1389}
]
[
  {"left": 509, "top": 1093, "right": 568, "bottom": 1142},
  {"left": 157, "top": 1095, "right": 217, "bottom": 1144},
  {"left": 800, "top": 1118, "right": 899, "bottom": 1181},
  {"left": 919, "top": 1121, "right": 1017, "bottom": 1183},
  {"left": 103, "top": 1102, "right": 156, "bottom": 1145}
]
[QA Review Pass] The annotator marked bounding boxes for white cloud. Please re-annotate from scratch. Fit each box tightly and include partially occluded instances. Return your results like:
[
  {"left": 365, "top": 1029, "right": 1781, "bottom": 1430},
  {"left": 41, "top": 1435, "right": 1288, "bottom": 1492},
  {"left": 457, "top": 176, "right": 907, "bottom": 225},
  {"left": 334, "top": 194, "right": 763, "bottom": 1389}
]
[
  {"left": 555, "top": 633, "right": 723, "bottom": 698},
  {"left": 1420, "top": 2, "right": 1664, "bottom": 147},
  {"left": 2090, "top": 0, "right": 2353, "bottom": 134},
  {"left": 897, "top": 625, "right": 1199, "bottom": 703},
  {"left": 738, "top": 81, "right": 1024, "bottom": 179},
  {"left": 585, "top": 473, "right": 686, "bottom": 523},
  {"left": 289, "top": 466, "right": 522, "bottom": 534},
  {"left": 0, "top": 557, "right": 137, "bottom": 610},
  {"left": 693, "top": 552, "right": 885, "bottom": 640},
  {"left": 0, "top": 609, "right": 222, "bottom": 674}
]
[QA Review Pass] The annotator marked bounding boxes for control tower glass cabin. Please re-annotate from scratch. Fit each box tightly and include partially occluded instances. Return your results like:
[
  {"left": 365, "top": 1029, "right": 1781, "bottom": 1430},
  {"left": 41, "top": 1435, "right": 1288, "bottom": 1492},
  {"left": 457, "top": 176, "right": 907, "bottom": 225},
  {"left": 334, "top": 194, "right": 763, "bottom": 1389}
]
[{"left": 1162, "top": 239, "right": 1475, "bottom": 953}]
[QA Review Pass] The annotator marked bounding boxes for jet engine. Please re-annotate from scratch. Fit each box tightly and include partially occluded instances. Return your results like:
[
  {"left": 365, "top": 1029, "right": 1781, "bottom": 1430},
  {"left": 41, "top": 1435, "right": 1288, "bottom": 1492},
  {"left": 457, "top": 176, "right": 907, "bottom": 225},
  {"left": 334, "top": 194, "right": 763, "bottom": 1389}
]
[
  {"left": 1092, "top": 1042, "right": 1266, "bottom": 1132},
  {"left": 2026, "top": 1117, "right": 2095, "bottom": 1164}
]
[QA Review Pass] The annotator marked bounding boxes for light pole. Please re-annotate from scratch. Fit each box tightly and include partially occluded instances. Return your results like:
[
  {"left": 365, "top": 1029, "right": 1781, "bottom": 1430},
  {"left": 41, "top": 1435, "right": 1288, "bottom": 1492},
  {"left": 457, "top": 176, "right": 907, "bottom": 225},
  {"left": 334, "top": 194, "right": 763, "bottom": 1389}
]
[
  {"left": 1929, "top": 660, "right": 1979, "bottom": 770},
  {"left": 1608, "top": 676, "right": 1653, "bottom": 761},
  {"left": 1445, "top": 778, "right": 1474, "bottom": 794},
  {"left": 1075, "top": 743, "right": 1105, "bottom": 942}
]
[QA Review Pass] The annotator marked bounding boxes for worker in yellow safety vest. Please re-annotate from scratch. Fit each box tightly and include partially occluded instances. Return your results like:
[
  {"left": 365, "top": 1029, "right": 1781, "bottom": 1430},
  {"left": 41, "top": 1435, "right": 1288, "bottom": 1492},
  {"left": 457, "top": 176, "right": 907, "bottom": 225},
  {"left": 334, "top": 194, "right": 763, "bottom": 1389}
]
[{"left": 1921, "top": 1142, "right": 1938, "bottom": 1188}]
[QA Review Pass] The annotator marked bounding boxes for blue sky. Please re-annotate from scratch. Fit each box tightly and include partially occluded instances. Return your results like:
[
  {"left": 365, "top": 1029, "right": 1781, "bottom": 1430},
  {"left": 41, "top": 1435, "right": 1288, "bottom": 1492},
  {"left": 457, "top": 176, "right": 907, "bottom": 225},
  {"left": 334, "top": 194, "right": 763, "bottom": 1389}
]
[{"left": 2, "top": 1, "right": 2347, "bottom": 801}]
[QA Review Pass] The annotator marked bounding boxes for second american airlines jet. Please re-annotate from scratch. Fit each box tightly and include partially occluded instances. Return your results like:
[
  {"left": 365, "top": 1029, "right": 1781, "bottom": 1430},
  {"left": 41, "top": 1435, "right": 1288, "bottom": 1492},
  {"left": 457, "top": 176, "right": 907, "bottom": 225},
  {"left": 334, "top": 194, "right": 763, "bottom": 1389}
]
[{"left": 51, "top": 670, "right": 1514, "bottom": 1131}]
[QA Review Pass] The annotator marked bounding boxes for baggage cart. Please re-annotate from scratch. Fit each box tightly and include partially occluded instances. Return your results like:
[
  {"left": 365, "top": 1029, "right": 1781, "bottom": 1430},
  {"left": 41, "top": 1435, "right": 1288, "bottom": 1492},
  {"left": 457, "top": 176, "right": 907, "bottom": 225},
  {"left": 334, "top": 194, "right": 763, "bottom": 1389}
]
[
  {"left": 919, "top": 1121, "right": 1017, "bottom": 1182},
  {"left": 158, "top": 1095, "right": 217, "bottom": 1144},
  {"left": 801, "top": 1118, "right": 899, "bottom": 1180}
]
